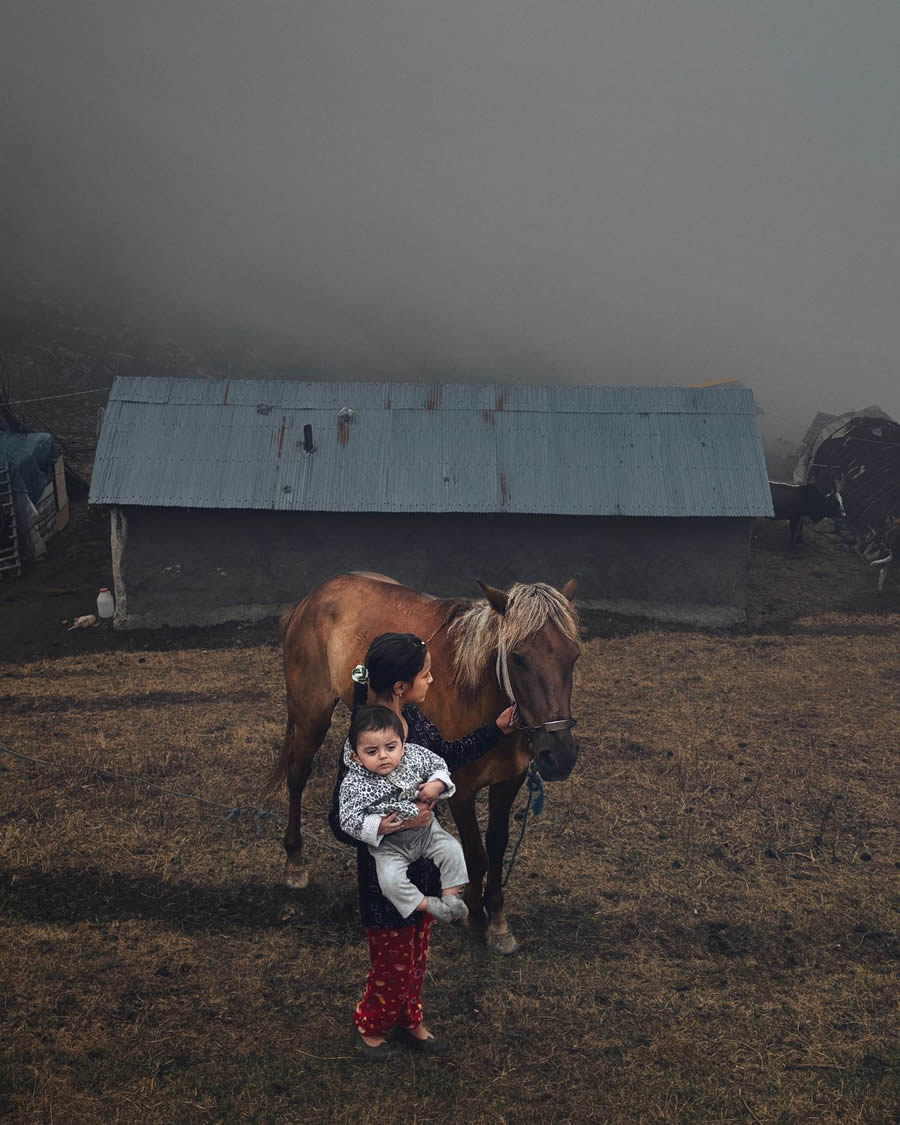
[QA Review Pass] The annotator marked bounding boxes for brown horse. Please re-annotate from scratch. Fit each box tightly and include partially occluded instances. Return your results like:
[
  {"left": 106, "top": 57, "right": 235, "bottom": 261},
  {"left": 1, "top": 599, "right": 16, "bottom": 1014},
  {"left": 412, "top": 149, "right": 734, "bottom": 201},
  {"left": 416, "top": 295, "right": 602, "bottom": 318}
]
[{"left": 270, "top": 571, "right": 581, "bottom": 953}]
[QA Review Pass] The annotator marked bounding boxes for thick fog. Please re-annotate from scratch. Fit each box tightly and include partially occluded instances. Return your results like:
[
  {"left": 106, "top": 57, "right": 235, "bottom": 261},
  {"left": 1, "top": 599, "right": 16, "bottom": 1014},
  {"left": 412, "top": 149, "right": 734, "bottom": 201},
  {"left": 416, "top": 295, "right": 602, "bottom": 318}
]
[{"left": 3, "top": 1, "right": 899, "bottom": 441}]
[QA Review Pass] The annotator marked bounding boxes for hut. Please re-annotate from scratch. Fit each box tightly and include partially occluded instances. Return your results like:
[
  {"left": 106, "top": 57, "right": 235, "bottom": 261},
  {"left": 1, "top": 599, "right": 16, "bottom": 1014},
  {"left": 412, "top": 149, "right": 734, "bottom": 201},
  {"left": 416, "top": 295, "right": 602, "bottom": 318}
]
[{"left": 88, "top": 377, "right": 773, "bottom": 628}]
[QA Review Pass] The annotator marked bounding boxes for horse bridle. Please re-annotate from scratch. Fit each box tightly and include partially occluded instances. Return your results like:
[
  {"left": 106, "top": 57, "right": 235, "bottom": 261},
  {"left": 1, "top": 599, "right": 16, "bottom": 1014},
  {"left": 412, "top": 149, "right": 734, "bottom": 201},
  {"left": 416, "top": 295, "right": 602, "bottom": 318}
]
[{"left": 495, "top": 643, "right": 578, "bottom": 741}]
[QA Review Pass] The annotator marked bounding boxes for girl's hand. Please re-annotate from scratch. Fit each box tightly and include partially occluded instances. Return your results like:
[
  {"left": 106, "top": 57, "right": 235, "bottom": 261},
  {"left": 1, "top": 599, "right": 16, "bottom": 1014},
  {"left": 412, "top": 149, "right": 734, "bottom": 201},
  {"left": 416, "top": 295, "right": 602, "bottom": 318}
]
[
  {"left": 495, "top": 705, "right": 517, "bottom": 734},
  {"left": 405, "top": 806, "right": 433, "bottom": 829},
  {"left": 380, "top": 808, "right": 431, "bottom": 835},
  {"left": 378, "top": 812, "right": 409, "bottom": 835}
]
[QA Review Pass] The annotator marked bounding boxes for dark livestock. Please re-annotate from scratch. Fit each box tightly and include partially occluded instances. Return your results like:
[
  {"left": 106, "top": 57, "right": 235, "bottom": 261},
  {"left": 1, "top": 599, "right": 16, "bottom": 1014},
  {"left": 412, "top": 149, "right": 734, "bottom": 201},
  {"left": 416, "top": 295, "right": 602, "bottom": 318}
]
[{"left": 769, "top": 481, "right": 845, "bottom": 545}]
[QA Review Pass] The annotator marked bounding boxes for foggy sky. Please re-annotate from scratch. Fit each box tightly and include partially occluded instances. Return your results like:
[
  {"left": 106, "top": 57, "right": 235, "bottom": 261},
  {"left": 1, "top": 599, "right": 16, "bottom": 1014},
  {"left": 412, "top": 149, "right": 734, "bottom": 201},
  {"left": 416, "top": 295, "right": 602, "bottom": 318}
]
[{"left": 3, "top": 0, "right": 899, "bottom": 440}]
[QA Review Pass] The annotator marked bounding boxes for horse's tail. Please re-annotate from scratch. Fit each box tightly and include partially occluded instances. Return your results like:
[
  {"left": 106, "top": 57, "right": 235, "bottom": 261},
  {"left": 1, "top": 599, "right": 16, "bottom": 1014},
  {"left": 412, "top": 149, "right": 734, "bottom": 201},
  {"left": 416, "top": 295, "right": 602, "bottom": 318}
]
[
  {"left": 264, "top": 598, "right": 307, "bottom": 797},
  {"left": 278, "top": 600, "right": 303, "bottom": 644},
  {"left": 261, "top": 718, "right": 295, "bottom": 798}
]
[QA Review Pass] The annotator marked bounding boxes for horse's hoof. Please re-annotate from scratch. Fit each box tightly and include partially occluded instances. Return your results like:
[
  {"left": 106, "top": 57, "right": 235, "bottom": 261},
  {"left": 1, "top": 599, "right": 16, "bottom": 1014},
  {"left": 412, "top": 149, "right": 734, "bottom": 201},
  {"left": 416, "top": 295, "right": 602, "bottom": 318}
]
[
  {"left": 283, "top": 866, "right": 309, "bottom": 890},
  {"left": 486, "top": 927, "right": 519, "bottom": 955}
]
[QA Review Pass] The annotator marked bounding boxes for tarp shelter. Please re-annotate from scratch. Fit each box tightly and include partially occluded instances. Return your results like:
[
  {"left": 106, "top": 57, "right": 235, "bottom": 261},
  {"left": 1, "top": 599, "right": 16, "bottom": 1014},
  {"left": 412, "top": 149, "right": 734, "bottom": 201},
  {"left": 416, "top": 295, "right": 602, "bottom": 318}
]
[
  {"left": 795, "top": 408, "right": 900, "bottom": 535},
  {"left": 0, "top": 431, "right": 69, "bottom": 569}
]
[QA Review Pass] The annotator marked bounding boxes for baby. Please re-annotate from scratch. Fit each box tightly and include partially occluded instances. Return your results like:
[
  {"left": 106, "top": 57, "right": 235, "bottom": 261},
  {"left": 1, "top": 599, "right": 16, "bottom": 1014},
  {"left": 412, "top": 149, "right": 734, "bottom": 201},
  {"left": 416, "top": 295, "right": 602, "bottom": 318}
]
[{"left": 338, "top": 705, "right": 469, "bottom": 923}]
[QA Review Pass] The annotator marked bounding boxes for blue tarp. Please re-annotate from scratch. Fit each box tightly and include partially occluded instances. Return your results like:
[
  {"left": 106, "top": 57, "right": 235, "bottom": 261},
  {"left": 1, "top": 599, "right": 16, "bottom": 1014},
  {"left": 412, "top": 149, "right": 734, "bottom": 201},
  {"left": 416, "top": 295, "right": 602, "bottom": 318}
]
[{"left": 0, "top": 432, "right": 59, "bottom": 503}]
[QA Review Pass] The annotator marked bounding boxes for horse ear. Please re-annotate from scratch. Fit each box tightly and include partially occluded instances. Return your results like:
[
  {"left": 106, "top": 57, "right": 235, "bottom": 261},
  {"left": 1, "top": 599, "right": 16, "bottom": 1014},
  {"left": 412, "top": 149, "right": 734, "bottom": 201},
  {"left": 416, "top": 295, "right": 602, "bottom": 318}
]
[
  {"left": 560, "top": 576, "right": 579, "bottom": 601},
  {"left": 476, "top": 580, "right": 509, "bottom": 615}
]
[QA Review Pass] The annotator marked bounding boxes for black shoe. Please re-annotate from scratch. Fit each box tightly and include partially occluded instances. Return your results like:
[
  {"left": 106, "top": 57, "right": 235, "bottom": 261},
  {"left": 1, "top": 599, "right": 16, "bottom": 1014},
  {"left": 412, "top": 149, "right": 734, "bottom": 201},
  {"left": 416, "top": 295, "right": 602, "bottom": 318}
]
[
  {"left": 392, "top": 1025, "right": 449, "bottom": 1055},
  {"left": 350, "top": 1026, "right": 395, "bottom": 1061}
]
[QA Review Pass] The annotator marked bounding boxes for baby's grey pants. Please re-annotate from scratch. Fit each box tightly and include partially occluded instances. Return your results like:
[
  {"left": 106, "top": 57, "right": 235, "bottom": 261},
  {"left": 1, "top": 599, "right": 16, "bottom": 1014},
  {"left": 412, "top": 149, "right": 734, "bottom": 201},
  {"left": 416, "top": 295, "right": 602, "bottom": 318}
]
[{"left": 370, "top": 819, "right": 469, "bottom": 918}]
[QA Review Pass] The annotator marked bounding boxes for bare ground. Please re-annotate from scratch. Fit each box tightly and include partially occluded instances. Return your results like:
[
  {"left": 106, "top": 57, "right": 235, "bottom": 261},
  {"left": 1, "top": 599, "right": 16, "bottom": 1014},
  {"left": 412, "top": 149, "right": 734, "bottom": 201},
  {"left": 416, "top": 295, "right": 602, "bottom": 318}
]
[{"left": 1, "top": 509, "right": 898, "bottom": 1123}]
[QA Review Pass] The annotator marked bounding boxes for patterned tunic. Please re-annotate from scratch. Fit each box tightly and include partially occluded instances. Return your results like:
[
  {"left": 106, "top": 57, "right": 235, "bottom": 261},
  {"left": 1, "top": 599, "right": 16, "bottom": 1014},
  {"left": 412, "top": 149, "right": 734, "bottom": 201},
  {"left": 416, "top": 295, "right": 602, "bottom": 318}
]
[{"left": 328, "top": 705, "right": 502, "bottom": 928}]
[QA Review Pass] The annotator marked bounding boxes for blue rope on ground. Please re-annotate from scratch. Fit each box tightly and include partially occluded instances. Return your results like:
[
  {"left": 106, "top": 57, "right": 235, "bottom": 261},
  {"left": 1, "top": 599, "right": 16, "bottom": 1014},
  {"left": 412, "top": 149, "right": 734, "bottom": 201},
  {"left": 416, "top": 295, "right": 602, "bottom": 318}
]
[{"left": 502, "top": 761, "right": 544, "bottom": 887}]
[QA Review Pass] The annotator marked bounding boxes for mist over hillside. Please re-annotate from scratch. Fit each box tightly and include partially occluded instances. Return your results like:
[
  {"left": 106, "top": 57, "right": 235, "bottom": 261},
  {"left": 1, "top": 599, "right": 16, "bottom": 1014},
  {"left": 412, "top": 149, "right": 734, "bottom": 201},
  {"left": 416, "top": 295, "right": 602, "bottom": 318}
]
[{"left": 3, "top": 2, "right": 898, "bottom": 453}]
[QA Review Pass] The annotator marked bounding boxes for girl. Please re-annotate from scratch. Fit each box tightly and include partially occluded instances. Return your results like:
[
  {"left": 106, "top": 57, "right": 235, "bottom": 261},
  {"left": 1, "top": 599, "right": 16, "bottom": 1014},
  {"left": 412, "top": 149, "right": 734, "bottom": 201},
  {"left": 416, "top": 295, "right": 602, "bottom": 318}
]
[{"left": 329, "top": 632, "right": 515, "bottom": 1059}]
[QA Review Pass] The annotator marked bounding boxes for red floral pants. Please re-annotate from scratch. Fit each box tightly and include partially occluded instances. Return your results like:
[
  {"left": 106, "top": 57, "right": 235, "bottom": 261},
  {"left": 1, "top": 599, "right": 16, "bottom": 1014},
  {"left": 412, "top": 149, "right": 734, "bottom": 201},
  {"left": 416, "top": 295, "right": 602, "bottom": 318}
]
[{"left": 353, "top": 913, "right": 433, "bottom": 1036}]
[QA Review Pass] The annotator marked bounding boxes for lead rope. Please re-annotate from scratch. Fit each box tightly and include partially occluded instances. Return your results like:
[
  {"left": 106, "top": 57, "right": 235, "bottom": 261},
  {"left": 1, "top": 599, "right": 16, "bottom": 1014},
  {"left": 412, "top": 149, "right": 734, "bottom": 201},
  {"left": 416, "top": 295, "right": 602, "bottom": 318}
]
[{"left": 502, "top": 760, "right": 545, "bottom": 887}]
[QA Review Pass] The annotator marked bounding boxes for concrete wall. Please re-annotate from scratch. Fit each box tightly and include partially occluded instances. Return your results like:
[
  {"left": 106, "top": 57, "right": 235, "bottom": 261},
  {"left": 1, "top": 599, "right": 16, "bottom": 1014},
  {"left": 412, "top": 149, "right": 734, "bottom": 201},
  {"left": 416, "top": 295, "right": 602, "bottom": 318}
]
[{"left": 110, "top": 507, "right": 752, "bottom": 629}]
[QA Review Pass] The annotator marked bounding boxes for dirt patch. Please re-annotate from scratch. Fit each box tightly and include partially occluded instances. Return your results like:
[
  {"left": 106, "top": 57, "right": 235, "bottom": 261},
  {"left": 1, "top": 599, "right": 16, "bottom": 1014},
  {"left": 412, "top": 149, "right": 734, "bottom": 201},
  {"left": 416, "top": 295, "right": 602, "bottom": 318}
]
[{"left": 2, "top": 529, "right": 898, "bottom": 1122}]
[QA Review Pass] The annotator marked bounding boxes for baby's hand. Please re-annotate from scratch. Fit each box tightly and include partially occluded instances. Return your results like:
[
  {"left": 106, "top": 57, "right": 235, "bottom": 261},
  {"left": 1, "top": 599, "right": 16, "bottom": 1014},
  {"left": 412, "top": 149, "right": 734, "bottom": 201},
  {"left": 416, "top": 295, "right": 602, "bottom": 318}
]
[{"left": 416, "top": 779, "right": 446, "bottom": 809}]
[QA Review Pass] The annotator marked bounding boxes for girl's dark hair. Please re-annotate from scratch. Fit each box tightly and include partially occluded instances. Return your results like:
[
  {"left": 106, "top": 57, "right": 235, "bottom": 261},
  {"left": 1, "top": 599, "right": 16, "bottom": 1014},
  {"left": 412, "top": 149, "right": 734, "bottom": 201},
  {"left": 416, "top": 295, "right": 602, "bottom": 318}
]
[
  {"left": 348, "top": 704, "right": 405, "bottom": 751},
  {"left": 352, "top": 633, "right": 427, "bottom": 706}
]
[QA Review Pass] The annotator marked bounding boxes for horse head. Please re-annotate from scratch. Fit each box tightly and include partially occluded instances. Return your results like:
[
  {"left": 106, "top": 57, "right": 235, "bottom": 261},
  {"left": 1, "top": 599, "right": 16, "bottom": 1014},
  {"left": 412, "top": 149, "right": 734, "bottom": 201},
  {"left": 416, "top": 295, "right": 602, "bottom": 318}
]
[{"left": 477, "top": 577, "right": 580, "bottom": 781}]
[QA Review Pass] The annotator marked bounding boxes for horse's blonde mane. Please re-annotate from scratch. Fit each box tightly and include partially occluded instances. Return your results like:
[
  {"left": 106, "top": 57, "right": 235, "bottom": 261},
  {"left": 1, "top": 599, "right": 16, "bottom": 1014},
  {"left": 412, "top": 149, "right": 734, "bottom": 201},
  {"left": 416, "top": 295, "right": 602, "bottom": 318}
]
[{"left": 447, "top": 583, "right": 580, "bottom": 695}]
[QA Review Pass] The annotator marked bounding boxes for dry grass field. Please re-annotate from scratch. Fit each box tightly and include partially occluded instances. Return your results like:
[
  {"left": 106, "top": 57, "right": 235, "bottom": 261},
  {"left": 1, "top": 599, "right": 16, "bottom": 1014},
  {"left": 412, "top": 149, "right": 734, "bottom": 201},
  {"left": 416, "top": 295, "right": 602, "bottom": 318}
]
[{"left": 1, "top": 517, "right": 898, "bottom": 1123}]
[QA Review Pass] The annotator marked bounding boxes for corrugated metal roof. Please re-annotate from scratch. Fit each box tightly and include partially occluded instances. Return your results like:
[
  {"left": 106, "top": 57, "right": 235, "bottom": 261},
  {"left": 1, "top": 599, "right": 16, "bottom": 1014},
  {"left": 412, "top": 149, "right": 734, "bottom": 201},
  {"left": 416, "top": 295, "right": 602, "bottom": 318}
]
[{"left": 89, "top": 377, "right": 774, "bottom": 516}]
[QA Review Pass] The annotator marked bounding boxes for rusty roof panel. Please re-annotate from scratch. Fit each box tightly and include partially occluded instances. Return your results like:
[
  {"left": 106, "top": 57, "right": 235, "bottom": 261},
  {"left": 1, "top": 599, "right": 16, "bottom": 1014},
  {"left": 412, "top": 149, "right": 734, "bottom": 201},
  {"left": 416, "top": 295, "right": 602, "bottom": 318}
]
[{"left": 89, "top": 377, "right": 773, "bottom": 515}]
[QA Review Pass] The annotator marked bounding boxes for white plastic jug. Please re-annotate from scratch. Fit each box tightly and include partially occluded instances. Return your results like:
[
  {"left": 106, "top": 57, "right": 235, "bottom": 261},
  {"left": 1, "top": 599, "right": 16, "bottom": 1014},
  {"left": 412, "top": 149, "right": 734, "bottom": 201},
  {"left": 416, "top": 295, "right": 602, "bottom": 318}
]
[{"left": 97, "top": 587, "right": 115, "bottom": 619}]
